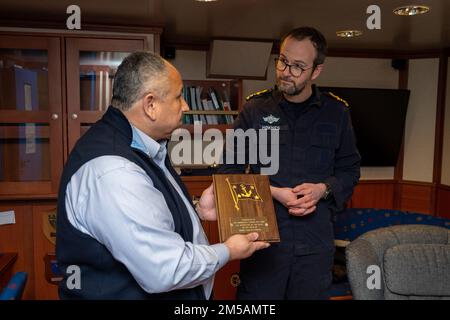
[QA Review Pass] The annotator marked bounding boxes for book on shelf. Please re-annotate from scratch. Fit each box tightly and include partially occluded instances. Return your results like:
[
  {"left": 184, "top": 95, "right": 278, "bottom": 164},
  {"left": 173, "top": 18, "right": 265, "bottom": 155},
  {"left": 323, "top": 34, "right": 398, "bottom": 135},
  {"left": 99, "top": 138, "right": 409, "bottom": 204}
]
[
  {"left": 201, "top": 98, "right": 218, "bottom": 125},
  {"left": 221, "top": 89, "right": 235, "bottom": 124},
  {"left": 79, "top": 71, "right": 95, "bottom": 110},
  {"left": 189, "top": 86, "right": 200, "bottom": 123},
  {"left": 79, "top": 68, "right": 114, "bottom": 111},
  {"left": 195, "top": 86, "right": 208, "bottom": 124},
  {"left": 208, "top": 88, "right": 227, "bottom": 124},
  {"left": 182, "top": 85, "right": 192, "bottom": 124},
  {"left": 181, "top": 82, "right": 239, "bottom": 125}
]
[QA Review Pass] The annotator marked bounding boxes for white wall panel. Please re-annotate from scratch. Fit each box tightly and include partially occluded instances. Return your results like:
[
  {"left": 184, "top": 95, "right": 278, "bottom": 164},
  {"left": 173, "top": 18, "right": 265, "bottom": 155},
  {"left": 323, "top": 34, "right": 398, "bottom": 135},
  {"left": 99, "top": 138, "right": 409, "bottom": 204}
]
[
  {"left": 441, "top": 58, "right": 450, "bottom": 185},
  {"left": 403, "top": 58, "right": 439, "bottom": 182}
]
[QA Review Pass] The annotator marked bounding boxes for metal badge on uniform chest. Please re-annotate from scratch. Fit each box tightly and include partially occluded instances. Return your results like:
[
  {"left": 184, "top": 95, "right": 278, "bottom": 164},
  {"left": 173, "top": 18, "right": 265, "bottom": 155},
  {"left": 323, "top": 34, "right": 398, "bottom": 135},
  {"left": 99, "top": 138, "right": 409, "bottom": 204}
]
[
  {"left": 260, "top": 114, "right": 286, "bottom": 130},
  {"left": 260, "top": 114, "right": 281, "bottom": 130}
]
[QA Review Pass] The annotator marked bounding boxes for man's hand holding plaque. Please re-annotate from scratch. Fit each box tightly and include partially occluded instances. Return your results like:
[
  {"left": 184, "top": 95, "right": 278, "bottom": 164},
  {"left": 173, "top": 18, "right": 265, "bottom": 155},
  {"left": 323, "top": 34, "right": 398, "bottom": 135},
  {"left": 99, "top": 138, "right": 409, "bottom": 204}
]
[
  {"left": 196, "top": 182, "right": 271, "bottom": 259},
  {"left": 212, "top": 174, "right": 280, "bottom": 243},
  {"left": 196, "top": 183, "right": 217, "bottom": 221}
]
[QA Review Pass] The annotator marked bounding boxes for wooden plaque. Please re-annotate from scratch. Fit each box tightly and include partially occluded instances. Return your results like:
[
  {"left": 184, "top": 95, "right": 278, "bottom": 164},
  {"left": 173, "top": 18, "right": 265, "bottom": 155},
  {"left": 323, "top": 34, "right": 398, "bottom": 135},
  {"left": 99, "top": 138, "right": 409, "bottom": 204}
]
[{"left": 213, "top": 174, "right": 280, "bottom": 243}]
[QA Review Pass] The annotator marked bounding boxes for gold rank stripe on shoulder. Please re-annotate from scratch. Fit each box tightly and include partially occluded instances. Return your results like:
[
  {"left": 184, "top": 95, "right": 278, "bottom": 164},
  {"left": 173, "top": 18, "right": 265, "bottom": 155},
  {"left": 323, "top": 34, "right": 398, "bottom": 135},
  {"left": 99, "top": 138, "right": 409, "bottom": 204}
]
[
  {"left": 245, "top": 89, "right": 271, "bottom": 101},
  {"left": 328, "top": 92, "right": 349, "bottom": 107}
]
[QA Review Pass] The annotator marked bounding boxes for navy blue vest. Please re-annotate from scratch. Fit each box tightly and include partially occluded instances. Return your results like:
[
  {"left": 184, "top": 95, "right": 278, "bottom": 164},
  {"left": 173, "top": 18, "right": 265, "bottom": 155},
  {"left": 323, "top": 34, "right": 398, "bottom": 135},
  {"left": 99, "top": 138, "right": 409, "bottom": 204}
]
[{"left": 56, "top": 106, "right": 205, "bottom": 300}]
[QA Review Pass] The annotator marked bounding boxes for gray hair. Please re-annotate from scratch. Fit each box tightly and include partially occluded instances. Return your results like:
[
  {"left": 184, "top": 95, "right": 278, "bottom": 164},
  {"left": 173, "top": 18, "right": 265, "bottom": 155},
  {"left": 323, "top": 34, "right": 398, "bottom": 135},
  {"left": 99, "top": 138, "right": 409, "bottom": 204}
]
[{"left": 111, "top": 51, "right": 169, "bottom": 111}]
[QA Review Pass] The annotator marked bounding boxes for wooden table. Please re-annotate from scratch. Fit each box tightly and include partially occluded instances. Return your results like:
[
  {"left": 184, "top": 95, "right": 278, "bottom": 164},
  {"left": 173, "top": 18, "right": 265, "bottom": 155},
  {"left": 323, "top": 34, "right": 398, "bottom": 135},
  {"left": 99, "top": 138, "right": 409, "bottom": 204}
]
[{"left": 0, "top": 252, "right": 18, "bottom": 291}]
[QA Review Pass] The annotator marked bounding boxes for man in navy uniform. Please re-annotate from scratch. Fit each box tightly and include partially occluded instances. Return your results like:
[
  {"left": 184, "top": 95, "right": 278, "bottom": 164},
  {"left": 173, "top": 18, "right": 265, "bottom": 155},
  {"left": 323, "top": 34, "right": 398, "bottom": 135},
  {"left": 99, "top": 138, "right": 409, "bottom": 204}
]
[{"left": 219, "top": 27, "right": 361, "bottom": 299}]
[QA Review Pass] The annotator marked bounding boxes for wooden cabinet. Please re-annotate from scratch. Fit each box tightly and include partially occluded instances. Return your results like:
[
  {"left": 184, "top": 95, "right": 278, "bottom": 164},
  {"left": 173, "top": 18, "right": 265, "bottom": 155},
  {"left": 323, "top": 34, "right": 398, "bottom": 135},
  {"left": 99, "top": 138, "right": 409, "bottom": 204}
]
[
  {"left": 0, "top": 34, "right": 63, "bottom": 196},
  {"left": 0, "top": 29, "right": 159, "bottom": 198}
]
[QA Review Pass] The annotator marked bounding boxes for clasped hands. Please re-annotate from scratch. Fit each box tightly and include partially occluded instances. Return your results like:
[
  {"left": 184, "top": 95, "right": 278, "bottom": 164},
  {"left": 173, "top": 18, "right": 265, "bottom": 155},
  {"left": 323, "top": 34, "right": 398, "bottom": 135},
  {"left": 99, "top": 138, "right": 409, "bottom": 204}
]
[{"left": 271, "top": 183, "right": 327, "bottom": 216}]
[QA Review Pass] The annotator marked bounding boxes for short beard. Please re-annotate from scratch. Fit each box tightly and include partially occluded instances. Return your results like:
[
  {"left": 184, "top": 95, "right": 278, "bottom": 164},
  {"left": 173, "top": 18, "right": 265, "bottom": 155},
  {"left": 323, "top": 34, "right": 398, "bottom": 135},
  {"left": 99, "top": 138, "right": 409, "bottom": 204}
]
[{"left": 277, "top": 77, "right": 306, "bottom": 96}]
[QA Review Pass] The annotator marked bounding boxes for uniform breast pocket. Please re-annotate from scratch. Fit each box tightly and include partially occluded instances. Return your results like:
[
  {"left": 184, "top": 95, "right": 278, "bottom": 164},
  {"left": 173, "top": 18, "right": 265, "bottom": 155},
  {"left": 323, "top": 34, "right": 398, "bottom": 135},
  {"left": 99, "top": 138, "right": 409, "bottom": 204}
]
[
  {"left": 307, "top": 123, "right": 338, "bottom": 172},
  {"left": 256, "top": 128, "right": 288, "bottom": 175},
  {"left": 259, "top": 128, "right": 288, "bottom": 148}
]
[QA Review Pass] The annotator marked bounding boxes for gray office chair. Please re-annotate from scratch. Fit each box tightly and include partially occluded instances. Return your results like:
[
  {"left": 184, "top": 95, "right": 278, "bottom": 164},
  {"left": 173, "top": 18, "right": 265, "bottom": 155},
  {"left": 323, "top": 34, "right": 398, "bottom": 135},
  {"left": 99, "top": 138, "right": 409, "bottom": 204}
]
[{"left": 346, "top": 224, "right": 450, "bottom": 300}]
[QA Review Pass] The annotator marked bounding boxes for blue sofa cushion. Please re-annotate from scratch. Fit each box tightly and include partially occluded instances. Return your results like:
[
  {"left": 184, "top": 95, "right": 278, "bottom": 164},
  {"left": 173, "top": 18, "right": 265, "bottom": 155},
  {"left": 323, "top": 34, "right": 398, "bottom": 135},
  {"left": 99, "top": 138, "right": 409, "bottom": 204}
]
[
  {"left": 333, "top": 208, "right": 450, "bottom": 241},
  {"left": 0, "top": 272, "right": 28, "bottom": 300}
]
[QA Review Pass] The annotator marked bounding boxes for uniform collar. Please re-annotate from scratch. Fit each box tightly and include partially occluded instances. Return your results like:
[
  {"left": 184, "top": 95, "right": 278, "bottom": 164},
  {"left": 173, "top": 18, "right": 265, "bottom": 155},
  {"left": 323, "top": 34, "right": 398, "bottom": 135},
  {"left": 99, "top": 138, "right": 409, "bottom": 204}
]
[
  {"left": 310, "top": 85, "right": 322, "bottom": 108},
  {"left": 274, "top": 84, "right": 322, "bottom": 109}
]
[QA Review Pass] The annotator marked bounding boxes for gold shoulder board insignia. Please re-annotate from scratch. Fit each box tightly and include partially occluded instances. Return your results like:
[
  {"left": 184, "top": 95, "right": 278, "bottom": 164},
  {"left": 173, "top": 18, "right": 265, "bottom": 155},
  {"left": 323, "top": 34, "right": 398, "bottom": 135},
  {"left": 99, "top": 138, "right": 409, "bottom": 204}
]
[
  {"left": 328, "top": 92, "right": 349, "bottom": 107},
  {"left": 246, "top": 89, "right": 271, "bottom": 101}
]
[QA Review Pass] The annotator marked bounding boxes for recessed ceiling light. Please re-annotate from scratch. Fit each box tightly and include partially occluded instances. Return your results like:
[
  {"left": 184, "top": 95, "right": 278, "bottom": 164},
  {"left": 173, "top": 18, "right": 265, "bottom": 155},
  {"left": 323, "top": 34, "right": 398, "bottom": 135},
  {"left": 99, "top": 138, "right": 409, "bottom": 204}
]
[
  {"left": 393, "top": 5, "right": 430, "bottom": 16},
  {"left": 195, "top": 0, "right": 218, "bottom": 2},
  {"left": 336, "top": 30, "right": 363, "bottom": 38}
]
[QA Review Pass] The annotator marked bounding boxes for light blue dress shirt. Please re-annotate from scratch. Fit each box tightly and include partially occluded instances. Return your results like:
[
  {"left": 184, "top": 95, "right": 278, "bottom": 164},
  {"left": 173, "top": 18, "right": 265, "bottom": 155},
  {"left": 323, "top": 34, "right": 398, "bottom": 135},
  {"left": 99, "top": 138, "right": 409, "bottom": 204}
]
[{"left": 65, "top": 125, "right": 229, "bottom": 298}]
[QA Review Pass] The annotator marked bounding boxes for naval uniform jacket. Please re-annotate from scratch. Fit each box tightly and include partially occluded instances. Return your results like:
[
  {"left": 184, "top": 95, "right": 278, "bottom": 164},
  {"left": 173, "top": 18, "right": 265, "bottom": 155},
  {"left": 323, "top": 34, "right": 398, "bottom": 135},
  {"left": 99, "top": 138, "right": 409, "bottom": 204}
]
[{"left": 220, "top": 85, "right": 361, "bottom": 255}]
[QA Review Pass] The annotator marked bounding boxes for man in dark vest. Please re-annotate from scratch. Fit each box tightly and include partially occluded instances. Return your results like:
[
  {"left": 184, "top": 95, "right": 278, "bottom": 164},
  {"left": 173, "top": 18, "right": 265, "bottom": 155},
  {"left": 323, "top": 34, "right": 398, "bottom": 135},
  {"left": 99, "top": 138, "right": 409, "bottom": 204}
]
[{"left": 56, "top": 52, "right": 269, "bottom": 300}]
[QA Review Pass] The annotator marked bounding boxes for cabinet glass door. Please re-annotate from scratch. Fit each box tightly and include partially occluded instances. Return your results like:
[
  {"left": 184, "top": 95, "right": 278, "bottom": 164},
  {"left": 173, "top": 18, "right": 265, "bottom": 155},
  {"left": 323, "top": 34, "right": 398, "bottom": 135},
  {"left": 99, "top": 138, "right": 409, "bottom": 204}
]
[
  {"left": 0, "top": 36, "right": 63, "bottom": 196},
  {"left": 65, "top": 38, "right": 144, "bottom": 152}
]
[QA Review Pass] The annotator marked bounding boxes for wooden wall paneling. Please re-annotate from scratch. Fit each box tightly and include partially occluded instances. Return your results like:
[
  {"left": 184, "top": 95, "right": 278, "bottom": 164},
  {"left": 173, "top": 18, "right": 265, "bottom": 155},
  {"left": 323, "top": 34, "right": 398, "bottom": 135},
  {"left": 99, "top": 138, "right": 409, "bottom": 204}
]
[
  {"left": 32, "top": 203, "right": 58, "bottom": 299},
  {"left": 436, "top": 185, "right": 450, "bottom": 218},
  {"left": 398, "top": 182, "right": 433, "bottom": 214},
  {"left": 204, "top": 219, "right": 239, "bottom": 300},
  {"left": 181, "top": 176, "right": 212, "bottom": 197},
  {"left": 206, "top": 221, "right": 220, "bottom": 244},
  {"left": 212, "top": 259, "right": 240, "bottom": 300},
  {"left": 394, "top": 142, "right": 405, "bottom": 211},
  {"left": 154, "top": 33, "right": 161, "bottom": 55},
  {"left": 0, "top": 253, "right": 17, "bottom": 290},
  {"left": 350, "top": 181, "right": 395, "bottom": 209},
  {"left": 0, "top": 203, "right": 35, "bottom": 299}
]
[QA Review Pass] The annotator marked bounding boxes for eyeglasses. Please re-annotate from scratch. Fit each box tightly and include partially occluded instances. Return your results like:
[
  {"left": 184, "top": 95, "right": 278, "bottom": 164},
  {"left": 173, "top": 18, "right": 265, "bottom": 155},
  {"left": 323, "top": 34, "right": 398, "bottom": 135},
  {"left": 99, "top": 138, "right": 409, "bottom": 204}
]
[{"left": 274, "top": 57, "right": 314, "bottom": 77}]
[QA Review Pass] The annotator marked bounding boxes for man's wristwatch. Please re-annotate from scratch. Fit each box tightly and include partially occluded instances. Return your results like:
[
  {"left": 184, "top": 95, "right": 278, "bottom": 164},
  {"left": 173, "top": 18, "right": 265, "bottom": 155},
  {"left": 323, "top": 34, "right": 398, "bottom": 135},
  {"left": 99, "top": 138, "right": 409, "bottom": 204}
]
[{"left": 322, "top": 183, "right": 332, "bottom": 200}]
